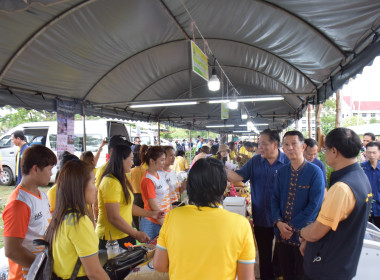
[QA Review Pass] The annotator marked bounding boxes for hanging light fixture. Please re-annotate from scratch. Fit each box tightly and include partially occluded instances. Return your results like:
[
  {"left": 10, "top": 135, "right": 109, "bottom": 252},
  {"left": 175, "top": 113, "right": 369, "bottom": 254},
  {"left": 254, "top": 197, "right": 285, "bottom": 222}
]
[
  {"left": 241, "top": 107, "right": 248, "bottom": 120},
  {"left": 208, "top": 58, "right": 220, "bottom": 91},
  {"left": 228, "top": 96, "right": 238, "bottom": 110},
  {"left": 208, "top": 68, "right": 220, "bottom": 91}
]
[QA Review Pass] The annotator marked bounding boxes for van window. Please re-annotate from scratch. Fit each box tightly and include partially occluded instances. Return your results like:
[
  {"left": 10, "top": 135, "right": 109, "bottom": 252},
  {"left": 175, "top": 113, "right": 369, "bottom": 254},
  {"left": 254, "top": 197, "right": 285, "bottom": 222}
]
[
  {"left": 49, "top": 134, "right": 102, "bottom": 152},
  {"left": 0, "top": 135, "right": 12, "bottom": 148}
]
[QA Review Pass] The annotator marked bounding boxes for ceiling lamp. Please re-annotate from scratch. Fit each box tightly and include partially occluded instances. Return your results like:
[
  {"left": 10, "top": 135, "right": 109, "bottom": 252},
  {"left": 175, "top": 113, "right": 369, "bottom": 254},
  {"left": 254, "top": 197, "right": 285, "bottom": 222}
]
[
  {"left": 208, "top": 68, "right": 220, "bottom": 91},
  {"left": 241, "top": 108, "right": 248, "bottom": 120},
  {"left": 228, "top": 97, "right": 238, "bottom": 110},
  {"left": 130, "top": 101, "right": 197, "bottom": 108}
]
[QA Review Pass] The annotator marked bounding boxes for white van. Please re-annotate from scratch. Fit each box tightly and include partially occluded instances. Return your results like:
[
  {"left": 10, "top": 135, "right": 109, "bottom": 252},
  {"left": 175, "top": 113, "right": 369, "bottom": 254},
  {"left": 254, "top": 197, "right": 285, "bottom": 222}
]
[{"left": 0, "top": 120, "right": 130, "bottom": 186}]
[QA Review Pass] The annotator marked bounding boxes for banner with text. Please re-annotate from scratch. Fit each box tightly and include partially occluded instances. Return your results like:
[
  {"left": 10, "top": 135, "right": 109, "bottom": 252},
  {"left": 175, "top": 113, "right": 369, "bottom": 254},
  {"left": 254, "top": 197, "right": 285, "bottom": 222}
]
[
  {"left": 56, "top": 100, "right": 75, "bottom": 163},
  {"left": 191, "top": 40, "right": 209, "bottom": 81}
]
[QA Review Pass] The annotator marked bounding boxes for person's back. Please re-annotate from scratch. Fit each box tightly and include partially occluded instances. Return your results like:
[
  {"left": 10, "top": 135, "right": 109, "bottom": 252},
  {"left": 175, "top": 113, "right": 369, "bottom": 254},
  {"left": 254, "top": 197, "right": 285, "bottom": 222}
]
[
  {"left": 172, "top": 151, "right": 189, "bottom": 172},
  {"left": 154, "top": 158, "right": 255, "bottom": 280},
  {"left": 158, "top": 205, "right": 254, "bottom": 279}
]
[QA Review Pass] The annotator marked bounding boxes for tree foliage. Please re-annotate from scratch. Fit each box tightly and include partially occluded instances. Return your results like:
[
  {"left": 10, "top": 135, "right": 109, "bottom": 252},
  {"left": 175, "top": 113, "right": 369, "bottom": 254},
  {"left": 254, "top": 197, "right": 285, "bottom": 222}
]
[
  {"left": 0, "top": 106, "right": 56, "bottom": 133},
  {"left": 342, "top": 116, "right": 365, "bottom": 127},
  {"left": 320, "top": 97, "right": 337, "bottom": 135}
]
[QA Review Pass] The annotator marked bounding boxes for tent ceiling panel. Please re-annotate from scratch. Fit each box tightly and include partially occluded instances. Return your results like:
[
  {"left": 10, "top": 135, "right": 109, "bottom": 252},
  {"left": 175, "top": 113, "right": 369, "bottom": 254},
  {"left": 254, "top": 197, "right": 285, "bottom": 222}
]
[{"left": 0, "top": 0, "right": 380, "bottom": 134}]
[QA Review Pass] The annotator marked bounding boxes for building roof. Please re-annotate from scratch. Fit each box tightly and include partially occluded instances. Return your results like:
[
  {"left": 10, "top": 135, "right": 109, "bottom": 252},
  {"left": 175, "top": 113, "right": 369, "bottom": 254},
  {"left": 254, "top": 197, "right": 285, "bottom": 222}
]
[{"left": 343, "top": 96, "right": 380, "bottom": 111}]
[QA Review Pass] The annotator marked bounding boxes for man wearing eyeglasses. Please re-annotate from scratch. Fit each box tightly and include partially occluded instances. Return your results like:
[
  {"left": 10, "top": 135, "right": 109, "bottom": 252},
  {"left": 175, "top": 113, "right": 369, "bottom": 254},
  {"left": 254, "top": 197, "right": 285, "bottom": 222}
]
[
  {"left": 299, "top": 128, "right": 372, "bottom": 280},
  {"left": 227, "top": 129, "right": 289, "bottom": 280}
]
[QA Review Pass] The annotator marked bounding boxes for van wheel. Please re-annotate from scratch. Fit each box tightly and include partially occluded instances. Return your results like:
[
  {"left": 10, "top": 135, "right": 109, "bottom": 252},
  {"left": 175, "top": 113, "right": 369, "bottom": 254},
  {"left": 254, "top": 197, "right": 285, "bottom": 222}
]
[{"left": 0, "top": 167, "right": 14, "bottom": 186}]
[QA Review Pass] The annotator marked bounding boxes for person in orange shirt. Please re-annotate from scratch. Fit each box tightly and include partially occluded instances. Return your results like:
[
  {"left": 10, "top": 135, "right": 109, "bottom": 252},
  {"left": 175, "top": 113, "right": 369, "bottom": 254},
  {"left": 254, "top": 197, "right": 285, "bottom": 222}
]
[
  {"left": 3, "top": 145, "right": 57, "bottom": 280},
  {"left": 140, "top": 146, "right": 171, "bottom": 239}
]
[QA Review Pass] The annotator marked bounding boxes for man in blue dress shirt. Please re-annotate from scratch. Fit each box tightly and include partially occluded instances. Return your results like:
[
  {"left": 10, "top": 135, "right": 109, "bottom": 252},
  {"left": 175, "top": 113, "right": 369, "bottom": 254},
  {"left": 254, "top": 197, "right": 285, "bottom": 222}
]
[
  {"left": 271, "top": 131, "right": 324, "bottom": 280},
  {"left": 304, "top": 138, "right": 327, "bottom": 188},
  {"left": 361, "top": 141, "right": 380, "bottom": 228},
  {"left": 227, "top": 129, "right": 289, "bottom": 280}
]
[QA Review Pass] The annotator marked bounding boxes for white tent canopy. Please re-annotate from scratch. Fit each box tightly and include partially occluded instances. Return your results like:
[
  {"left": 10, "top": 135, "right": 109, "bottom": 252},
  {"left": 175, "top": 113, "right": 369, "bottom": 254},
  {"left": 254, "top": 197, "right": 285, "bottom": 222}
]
[{"left": 1, "top": 0, "right": 380, "bottom": 133}]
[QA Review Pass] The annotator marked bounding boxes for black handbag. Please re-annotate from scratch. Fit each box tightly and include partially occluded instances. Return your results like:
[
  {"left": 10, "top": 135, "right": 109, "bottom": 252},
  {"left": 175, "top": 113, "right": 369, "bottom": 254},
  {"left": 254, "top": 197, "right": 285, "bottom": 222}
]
[{"left": 103, "top": 247, "right": 147, "bottom": 280}]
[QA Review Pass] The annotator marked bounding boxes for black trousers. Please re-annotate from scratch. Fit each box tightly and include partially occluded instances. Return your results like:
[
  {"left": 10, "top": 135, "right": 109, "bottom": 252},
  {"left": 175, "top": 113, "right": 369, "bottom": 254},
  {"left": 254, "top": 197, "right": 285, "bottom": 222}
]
[
  {"left": 276, "top": 242, "right": 304, "bottom": 280},
  {"left": 254, "top": 226, "right": 275, "bottom": 280},
  {"left": 370, "top": 215, "right": 380, "bottom": 229},
  {"left": 132, "top": 193, "right": 144, "bottom": 230}
]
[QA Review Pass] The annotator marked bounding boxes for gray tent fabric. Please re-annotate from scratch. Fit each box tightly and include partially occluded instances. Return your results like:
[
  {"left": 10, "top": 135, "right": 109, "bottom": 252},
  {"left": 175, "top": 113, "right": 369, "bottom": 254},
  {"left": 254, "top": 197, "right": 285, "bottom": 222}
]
[{"left": 0, "top": 0, "right": 380, "bottom": 133}]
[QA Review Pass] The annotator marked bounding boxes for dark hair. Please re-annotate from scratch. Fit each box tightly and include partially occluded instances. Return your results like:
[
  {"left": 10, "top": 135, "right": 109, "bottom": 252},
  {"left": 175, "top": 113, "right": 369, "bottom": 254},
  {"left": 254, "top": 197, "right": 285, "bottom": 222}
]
[
  {"left": 364, "top": 132, "right": 376, "bottom": 141},
  {"left": 283, "top": 130, "right": 305, "bottom": 143},
  {"left": 210, "top": 145, "right": 218, "bottom": 155},
  {"left": 260, "top": 129, "right": 280, "bottom": 145},
  {"left": 12, "top": 130, "right": 26, "bottom": 141},
  {"left": 176, "top": 150, "right": 185, "bottom": 157},
  {"left": 102, "top": 145, "right": 133, "bottom": 204},
  {"left": 366, "top": 141, "right": 380, "bottom": 150},
  {"left": 244, "top": 142, "right": 254, "bottom": 148},
  {"left": 139, "top": 145, "right": 149, "bottom": 164},
  {"left": 55, "top": 152, "right": 79, "bottom": 183},
  {"left": 142, "top": 146, "right": 164, "bottom": 166},
  {"left": 325, "top": 128, "right": 361, "bottom": 158},
  {"left": 227, "top": 141, "right": 235, "bottom": 151},
  {"left": 162, "top": 145, "right": 174, "bottom": 155},
  {"left": 45, "top": 160, "right": 93, "bottom": 244},
  {"left": 305, "top": 138, "right": 318, "bottom": 148},
  {"left": 21, "top": 145, "right": 57, "bottom": 175},
  {"left": 187, "top": 158, "right": 227, "bottom": 208},
  {"left": 133, "top": 144, "right": 141, "bottom": 167},
  {"left": 199, "top": 145, "right": 210, "bottom": 154},
  {"left": 80, "top": 151, "right": 94, "bottom": 165},
  {"left": 108, "top": 135, "right": 131, "bottom": 153}
]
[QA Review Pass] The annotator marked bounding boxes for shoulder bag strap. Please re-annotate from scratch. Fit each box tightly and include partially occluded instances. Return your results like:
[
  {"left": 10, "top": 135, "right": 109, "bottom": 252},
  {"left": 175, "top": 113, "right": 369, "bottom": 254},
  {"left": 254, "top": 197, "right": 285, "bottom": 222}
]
[{"left": 69, "top": 257, "right": 82, "bottom": 280}]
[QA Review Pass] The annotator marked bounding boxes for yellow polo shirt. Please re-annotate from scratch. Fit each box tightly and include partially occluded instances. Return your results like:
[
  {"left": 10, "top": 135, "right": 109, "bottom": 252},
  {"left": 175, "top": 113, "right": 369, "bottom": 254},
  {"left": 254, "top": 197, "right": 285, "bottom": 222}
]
[
  {"left": 52, "top": 214, "right": 98, "bottom": 279},
  {"left": 95, "top": 175, "right": 134, "bottom": 240},
  {"left": 157, "top": 205, "right": 256, "bottom": 279}
]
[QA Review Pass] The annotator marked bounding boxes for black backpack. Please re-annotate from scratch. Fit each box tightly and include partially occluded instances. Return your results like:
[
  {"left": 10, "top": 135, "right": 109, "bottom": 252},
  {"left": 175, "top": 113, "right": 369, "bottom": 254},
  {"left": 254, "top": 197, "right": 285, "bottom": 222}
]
[{"left": 27, "top": 239, "right": 81, "bottom": 280}]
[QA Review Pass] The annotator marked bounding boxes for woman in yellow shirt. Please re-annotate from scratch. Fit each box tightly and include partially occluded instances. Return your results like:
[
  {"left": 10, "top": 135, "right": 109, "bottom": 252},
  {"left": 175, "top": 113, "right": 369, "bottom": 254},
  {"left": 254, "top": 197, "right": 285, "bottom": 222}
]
[
  {"left": 130, "top": 145, "right": 148, "bottom": 230},
  {"left": 96, "top": 144, "right": 163, "bottom": 249},
  {"left": 45, "top": 160, "right": 109, "bottom": 280},
  {"left": 154, "top": 158, "right": 256, "bottom": 279}
]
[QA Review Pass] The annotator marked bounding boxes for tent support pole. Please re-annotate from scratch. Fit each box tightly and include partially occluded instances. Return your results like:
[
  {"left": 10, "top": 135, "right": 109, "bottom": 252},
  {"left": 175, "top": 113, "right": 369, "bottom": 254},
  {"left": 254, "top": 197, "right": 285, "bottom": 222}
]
[
  {"left": 82, "top": 103, "right": 86, "bottom": 152},
  {"left": 157, "top": 119, "right": 161, "bottom": 145}
]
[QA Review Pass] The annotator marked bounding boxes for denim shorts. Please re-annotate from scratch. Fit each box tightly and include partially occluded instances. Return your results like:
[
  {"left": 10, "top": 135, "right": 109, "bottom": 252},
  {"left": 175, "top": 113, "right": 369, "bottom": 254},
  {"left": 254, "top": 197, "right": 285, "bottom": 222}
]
[{"left": 140, "top": 217, "right": 161, "bottom": 239}]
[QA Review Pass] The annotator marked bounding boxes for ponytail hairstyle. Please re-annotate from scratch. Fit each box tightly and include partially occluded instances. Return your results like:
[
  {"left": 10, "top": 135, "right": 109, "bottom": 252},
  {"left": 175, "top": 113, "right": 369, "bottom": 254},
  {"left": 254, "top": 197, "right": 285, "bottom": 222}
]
[
  {"left": 45, "top": 160, "right": 93, "bottom": 244},
  {"left": 139, "top": 145, "right": 149, "bottom": 164},
  {"left": 101, "top": 145, "right": 133, "bottom": 204},
  {"left": 141, "top": 146, "right": 165, "bottom": 166}
]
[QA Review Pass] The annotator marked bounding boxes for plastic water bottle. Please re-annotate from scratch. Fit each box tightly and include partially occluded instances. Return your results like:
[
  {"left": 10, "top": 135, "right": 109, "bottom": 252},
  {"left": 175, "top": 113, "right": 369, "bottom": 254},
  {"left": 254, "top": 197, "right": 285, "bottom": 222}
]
[{"left": 106, "top": 240, "right": 120, "bottom": 259}]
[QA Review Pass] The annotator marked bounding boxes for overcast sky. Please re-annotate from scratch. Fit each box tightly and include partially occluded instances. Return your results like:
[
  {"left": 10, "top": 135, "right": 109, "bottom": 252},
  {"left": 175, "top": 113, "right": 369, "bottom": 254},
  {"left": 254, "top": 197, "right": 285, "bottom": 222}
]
[{"left": 341, "top": 55, "right": 380, "bottom": 101}]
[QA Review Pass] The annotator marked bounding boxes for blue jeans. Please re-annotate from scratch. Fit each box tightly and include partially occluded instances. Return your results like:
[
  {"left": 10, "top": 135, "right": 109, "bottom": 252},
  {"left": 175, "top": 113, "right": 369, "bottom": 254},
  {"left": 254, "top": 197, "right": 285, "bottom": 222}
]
[{"left": 140, "top": 217, "right": 161, "bottom": 239}]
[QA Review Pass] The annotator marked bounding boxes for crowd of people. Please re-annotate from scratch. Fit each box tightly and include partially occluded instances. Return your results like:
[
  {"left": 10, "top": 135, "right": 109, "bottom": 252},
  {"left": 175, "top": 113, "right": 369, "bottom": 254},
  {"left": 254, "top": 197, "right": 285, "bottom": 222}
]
[{"left": 1, "top": 126, "right": 379, "bottom": 280}]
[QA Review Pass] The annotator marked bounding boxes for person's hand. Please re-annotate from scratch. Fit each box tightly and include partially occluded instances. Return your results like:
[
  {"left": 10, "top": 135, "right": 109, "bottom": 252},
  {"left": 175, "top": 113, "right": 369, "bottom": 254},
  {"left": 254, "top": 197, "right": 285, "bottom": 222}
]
[
  {"left": 134, "top": 231, "right": 150, "bottom": 243},
  {"left": 299, "top": 239, "right": 307, "bottom": 256},
  {"left": 180, "top": 179, "right": 187, "bottom": 193},
  {"left": 277, "top": 221, "right": 293, "bottom": 240},
  {"left": 149, "top": 210, "right": 165, "bottom": 221},
  {"left": 100, "top": 138, "right": 108, "bottom": 148}
]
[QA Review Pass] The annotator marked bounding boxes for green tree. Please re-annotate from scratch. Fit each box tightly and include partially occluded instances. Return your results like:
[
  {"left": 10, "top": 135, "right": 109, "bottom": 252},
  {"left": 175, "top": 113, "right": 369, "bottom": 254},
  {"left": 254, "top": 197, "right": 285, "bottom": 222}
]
[
  {"left": 0, "top": 106, "right": 56, "bottom": 133},
  {"left": 320, "top": 97, "right": 336, "bottom": 135},
  {"left": 342, "top": 116, "right": 365, "bottom": 127},
  {"left": 370, "top": 118, "right": 380, "bottom": 124}
]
